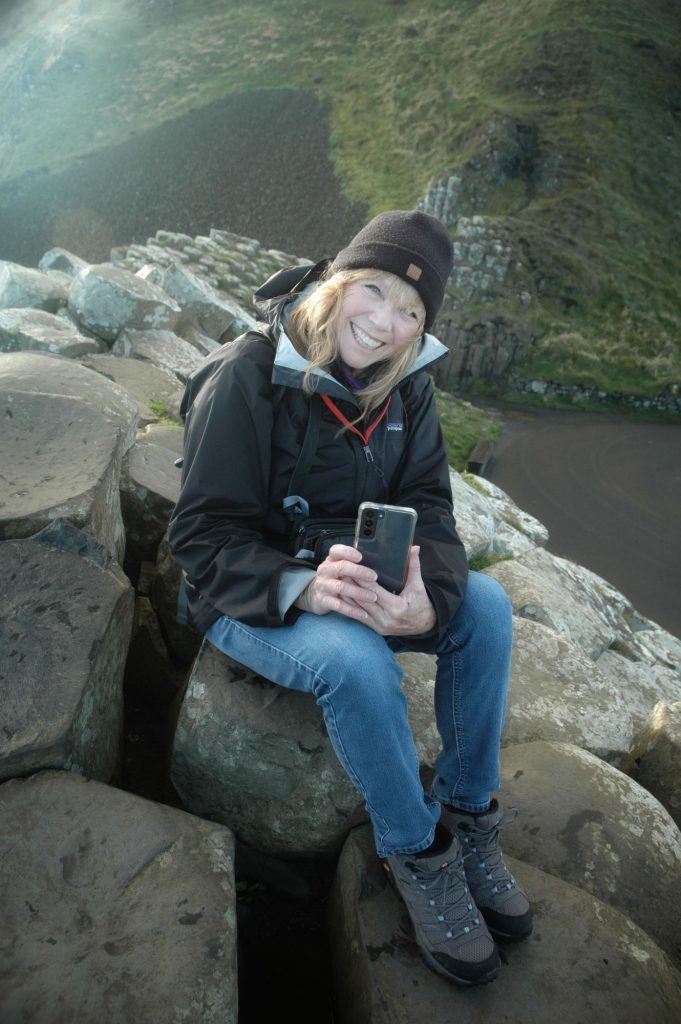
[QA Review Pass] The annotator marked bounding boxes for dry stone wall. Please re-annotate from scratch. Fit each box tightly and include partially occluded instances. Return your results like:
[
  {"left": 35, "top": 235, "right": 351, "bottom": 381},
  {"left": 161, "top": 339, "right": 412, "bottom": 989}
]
[{"left": 0, "top": 229, "right": 680, "bottom": 1021}]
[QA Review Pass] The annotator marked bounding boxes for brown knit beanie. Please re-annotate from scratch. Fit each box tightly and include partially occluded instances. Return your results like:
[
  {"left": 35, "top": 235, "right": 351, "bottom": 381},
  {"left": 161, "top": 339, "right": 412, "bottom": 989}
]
[{"left": 330, "top": 210, "right": 453, "bottom": 331}]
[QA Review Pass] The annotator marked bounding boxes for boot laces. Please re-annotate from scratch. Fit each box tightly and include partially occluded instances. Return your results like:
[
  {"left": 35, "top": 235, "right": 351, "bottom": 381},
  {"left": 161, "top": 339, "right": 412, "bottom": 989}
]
[
  {"left": 407, "top": 856, "right": 483, "bottom": 939},
  {"left": 461, "top": 808, "right": 519, "bottom": 895}
]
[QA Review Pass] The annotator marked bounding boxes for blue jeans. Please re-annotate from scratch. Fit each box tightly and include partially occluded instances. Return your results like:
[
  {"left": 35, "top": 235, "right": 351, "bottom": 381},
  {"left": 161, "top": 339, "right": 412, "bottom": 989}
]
[{"left": 206, "top": 571, "right": 512, "bottom": 857}]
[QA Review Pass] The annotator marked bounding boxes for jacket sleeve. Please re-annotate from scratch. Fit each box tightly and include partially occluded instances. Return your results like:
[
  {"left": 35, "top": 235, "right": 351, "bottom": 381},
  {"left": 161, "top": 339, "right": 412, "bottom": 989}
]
[
  {"left": 167, "top": 337, "right": 313, "bottom": 629},
  {"left": 390, "top": 374, "right": 469, "bottom": 647}
]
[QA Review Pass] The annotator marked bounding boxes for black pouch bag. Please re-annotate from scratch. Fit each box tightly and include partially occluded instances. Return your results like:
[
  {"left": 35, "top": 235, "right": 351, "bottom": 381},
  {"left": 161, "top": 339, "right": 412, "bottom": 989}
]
[{"left": 291, "top": 517, "right": 356, "bottom": 563}]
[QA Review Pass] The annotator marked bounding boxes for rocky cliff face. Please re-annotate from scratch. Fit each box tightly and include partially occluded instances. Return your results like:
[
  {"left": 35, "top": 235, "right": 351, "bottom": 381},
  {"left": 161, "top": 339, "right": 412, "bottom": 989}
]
[{"left": 1, "top": 230, "right": 680, "bottom": 1022}]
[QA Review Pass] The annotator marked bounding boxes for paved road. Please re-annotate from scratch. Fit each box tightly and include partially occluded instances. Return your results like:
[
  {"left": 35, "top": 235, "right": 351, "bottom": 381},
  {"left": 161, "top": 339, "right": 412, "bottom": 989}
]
[{"left": 480, "top": 401, "right": 681, "bottom": 640}]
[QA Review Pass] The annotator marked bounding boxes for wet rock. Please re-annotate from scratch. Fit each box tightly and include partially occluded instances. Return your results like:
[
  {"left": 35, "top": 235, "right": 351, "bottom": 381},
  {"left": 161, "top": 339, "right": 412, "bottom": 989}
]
[
  {"left": 68, "top": 263, "right": 181, "bottom": 342},
  {"left": 0, "top": 770, "right": 237, "bottom": 1024},
  {"left": 0, "top": 536, "right": 133, "bottom": 782},
  {"left": 0, "top": 261, "right": 67, "bottom": 312},
  {"left": 0, "top": 307, "right": 103, "bottom": 357},
  {"left": 329, "top": 824, "right": 681, "bottom": 1024},
  {"left": 498, "top": 740, "right": 681, "bottom": 958},
  {"left": 31, "top": 517, "right": 114, "bottom": 569},
  {"left": 170, "top": 640, "right": 440, "bottom": 859}
]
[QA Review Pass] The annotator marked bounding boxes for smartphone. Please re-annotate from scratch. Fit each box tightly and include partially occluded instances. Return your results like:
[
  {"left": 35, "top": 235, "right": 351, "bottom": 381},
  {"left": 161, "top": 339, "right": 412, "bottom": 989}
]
[{"left": 353, "top": 502, "right": 417, "bottom": 593}]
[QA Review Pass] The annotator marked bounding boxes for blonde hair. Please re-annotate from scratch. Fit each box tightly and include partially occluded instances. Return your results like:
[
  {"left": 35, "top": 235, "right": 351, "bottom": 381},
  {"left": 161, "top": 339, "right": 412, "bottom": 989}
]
[{"left": 287, "top": 268, "right": 425, "bottom": 419}]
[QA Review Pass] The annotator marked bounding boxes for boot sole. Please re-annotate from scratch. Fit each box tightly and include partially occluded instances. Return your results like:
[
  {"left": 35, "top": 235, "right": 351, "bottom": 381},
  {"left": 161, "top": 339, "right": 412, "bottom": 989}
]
[{"left": 420, "top": 946, "right": 500, "bottom": 986}]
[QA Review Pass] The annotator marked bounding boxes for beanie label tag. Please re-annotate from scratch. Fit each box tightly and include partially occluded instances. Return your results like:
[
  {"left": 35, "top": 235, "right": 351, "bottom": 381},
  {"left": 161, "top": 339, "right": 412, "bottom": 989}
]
[{"left": 406, "top": 263, "right": 422, "bottom": 281}]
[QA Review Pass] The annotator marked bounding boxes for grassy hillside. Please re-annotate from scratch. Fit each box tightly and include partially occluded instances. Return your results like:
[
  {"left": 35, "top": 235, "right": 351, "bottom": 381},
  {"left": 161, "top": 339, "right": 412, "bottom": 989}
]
[{"left": 1, "top": 0, "right": 680, "bottom": 397}]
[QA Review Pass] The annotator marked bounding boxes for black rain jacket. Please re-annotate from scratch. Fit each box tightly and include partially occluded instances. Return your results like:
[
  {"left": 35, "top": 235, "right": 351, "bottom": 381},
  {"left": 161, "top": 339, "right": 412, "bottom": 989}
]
[{"left": 168, "top": 262, "right": 469, "bottom": 652}]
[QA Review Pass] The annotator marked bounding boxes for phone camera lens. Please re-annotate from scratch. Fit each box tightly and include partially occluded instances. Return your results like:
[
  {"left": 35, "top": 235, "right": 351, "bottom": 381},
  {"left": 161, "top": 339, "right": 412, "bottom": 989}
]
[{"left": 363, "top": 528, "right": 371, "bottom": 537}]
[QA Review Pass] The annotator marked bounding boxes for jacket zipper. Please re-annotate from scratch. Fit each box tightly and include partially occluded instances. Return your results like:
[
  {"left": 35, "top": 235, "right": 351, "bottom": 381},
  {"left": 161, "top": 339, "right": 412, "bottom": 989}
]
[{"left": 320, "top": 393, "right": 391, "bottom": 465}]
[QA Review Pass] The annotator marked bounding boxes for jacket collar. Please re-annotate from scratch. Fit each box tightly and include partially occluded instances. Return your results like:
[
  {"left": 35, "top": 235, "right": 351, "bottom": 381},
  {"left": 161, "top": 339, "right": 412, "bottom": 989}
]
[{"left": 272, "top": 324, "right": 449, "bottom": 404}]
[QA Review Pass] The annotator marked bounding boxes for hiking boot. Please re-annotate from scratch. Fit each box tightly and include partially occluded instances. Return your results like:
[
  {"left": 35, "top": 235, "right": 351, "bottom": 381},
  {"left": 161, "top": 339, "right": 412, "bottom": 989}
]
[
  {"left": 384, "top": 834, "right": 500, "bottom": 986},
  {"left": 441, "top": 800, "right": 533, "bottom": 941}
]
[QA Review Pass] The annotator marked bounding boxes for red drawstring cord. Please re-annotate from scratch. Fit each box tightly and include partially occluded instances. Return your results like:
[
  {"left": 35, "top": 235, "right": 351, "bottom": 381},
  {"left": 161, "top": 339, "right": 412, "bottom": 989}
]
[{"left": 320, "top": 393, "right": 391, "bottom": 463}]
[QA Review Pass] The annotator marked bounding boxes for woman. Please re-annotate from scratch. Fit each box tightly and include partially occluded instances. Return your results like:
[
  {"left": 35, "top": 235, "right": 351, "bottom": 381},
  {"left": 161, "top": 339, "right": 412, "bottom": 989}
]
[{"left": 168, "top": 210, "right": 532, "bottom": 986}]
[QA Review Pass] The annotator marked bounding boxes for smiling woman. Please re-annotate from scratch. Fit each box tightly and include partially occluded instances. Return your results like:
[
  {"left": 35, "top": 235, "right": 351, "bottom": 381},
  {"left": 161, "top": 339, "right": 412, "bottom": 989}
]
[
  {"left": 334, "top": 274, "right": 424, "bottom": 367},
  {"left": 169, "top": 209, "right": 533, "bottom": 989}
]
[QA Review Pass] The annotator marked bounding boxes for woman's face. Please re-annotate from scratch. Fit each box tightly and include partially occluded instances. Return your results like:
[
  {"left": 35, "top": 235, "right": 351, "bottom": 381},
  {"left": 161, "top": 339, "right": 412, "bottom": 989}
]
[{"left": 333, "top": 272, "right": 425, "bottom": 371}]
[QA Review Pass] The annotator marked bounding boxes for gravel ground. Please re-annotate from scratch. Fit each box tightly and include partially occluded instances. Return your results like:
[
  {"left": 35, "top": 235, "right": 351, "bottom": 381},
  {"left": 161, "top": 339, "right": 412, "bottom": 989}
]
[{"left": 0, "top": 88, "right": 367, "bottom": 267}]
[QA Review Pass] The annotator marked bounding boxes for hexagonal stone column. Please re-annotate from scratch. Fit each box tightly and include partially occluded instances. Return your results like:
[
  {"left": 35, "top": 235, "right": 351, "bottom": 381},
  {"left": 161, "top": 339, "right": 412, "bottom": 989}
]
[
  {"left": 0, "top": 536, "right": 134, "bottom": 782},
  {"left": 0, "top": 771, "right": 237, "bottom": 1024},
  {"left": 0, "top": 352, "right": 137, "bottom": 562}
]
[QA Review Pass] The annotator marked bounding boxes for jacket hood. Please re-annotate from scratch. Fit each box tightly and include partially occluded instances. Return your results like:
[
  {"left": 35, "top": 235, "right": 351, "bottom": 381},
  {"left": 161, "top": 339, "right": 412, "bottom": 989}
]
[{"left": 253, "top": 261, "right": 450, "bottom": 403}]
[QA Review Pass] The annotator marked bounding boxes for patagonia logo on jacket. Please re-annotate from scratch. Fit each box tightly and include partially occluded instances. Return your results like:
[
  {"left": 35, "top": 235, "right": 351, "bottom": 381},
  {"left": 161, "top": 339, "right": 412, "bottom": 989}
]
[{"left": 387, "top": 421, "right": 404, "bottom": 432}]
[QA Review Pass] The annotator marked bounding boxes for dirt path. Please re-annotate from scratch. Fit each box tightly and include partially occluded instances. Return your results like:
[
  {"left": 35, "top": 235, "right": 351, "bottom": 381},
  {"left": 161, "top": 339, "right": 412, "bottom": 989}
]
[{"left": 481, "top": 401, "right": 681, "bottom": 639}]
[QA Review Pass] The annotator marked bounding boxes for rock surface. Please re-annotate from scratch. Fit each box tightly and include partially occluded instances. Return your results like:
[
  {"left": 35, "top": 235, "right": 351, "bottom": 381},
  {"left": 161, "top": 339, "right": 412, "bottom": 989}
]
[
  {"left": 80, "top": 353, "right": 184, "bottom": 425},
  {"left": 626, "top": 701, "right": 681, "bottom": 830},
  {"left": 171, "top": 641, "right": 441, "bottom": 859},
  {"left": 0, "top": 307, "right": 103, "bottom": 356},
  {"left": 501, "top": 617, "right": 635, "bottom": 762},
  {"left": 0, "top": 535, "right": 134, "bottom": 782},
  {"left": 0, "top": 350, "right": 139, "bottom": 451},
  {"left": 329, "top": 824, "right": 681, "bottom": 1024},
  {"left": 498, "top": 740, "right": 681, "bottom": 958},
  {"left": 0, "top": 771, "right": 237, "bottom": 1024},
  {"left": 0, "top": 261, "right": 67, "bottom": 312},
  {"left": 112, "top": 326, "right": 205, "bottom": 383},
  {"left": 120, "top": 439, "right": 182, "bottom": 560},
  {"left": 0, "top": 225, "right": 679, "bottom": 1016},
  {"left": 68, "top": 263, "right": 181, "bottom": 341}
]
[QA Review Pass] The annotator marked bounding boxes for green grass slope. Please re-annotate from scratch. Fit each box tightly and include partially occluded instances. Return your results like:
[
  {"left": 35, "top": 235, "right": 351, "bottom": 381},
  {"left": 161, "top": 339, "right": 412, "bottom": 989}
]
[{"left": 1, "top": 0, "right": 679, "bottom": 396}]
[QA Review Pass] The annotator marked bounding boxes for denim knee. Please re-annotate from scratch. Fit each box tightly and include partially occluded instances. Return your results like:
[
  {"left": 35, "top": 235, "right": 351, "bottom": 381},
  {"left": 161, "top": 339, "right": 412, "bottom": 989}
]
[
  {"left": 442, "top": 571, "right": 513, "bottom": 651},
  {"left": 311, "top": 632, "right": 403, "bottom": 707}
]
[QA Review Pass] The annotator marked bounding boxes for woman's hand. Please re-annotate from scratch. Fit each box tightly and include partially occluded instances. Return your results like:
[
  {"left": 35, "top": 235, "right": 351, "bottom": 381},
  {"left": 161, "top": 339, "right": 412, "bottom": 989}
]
[
  {"left": 358, "top": 546, "right": 437, "bottom": 636},
  {"left": 295, "top": 544, "right": 437, "bottom": 637},
  {"left": 294, "top": 544, "right": 379, "bottom": 620}
]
